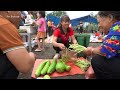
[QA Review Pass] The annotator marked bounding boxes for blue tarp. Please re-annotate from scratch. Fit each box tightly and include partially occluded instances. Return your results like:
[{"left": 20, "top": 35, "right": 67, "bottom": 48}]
[
  {"left": 71, "top": 15, "right": 98, "bottom": 26},
  {"left": 46, "top": 15, "right": 98, "bottom": 27},
  {"left": 46, "top": 15, "right": 60, "bottom": 26}
]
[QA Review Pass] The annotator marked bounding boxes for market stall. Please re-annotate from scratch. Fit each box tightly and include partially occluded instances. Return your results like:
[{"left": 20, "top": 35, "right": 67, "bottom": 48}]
[{"left": 31, "top": 44, "right": 91, "bottom": 79}]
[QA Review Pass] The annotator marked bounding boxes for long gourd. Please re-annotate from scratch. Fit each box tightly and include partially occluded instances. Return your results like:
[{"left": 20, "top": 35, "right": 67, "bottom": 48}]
[
  {"left": 41, "top": 60, "right": 51, "bottom": 75},
  {"left": 47, "top": 59, "right": 57, "bottom": 74},
  {"left": 35, "top": 60, "right": 48, "bottom": 77}
]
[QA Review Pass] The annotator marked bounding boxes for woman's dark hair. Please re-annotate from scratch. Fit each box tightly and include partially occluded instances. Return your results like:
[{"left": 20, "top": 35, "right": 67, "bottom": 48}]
[
  {"left": 57, "top": 15, "right": 70, "bottom": 33},
  {"left": 38, "top": 11, "right": 45, "bottom": 18},
  {"left": 61, "top": 15, "right": 70, "bottom": 22},
  {"left": 98, "top": 11, "right": 120, "bottom": 21}
]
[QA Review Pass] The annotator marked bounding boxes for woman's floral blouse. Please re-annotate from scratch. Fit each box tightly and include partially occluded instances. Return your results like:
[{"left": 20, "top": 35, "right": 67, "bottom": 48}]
[{"left": 100, "top": 21, "right": 120, "bottom": 58}]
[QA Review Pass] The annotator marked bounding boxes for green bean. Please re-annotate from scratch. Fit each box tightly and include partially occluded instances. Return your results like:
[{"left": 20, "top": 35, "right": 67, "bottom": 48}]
[
  {"left": 75, "top": 59, "right": 91, "bottom": 72},
  {"left": 69, "top": 44, "right": 86, "bottom": 53}
]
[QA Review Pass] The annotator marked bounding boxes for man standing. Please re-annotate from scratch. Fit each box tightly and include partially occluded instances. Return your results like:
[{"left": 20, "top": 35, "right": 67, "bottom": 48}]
[{"left": 77, "top": 21, "right": 83, "bottom": 34}]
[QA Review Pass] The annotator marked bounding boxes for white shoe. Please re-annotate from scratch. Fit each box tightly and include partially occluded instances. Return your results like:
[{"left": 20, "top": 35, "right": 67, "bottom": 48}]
[
  {"left": 35, "top": 48, "right": 42, "bottom": 52},
  {"left": 53, "top": 53, "right": 60, "bottom": 59}
]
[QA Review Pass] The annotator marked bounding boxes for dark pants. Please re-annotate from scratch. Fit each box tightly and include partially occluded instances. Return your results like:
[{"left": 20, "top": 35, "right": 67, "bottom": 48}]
[
  {"left": 91, "top": 54, "right": 120, "bottom": 79},
  {"left": 53, "top": 37, "right": 70, "bottom": 53},
  {"left": 48, "top": 26, "right": 53, "bottom": 36},
  {"left": 0, "top": 54, "right": 19, "bottom": 79}
]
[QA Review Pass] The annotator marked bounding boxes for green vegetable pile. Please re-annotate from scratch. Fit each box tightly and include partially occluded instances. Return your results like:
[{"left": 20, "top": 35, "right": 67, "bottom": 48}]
[
  {"left": 56, "top": 59, "right": 71, "bottom": 73},
  {"left": 75, "top": 59, "right": 91, "bottom": 72},
  {"left": 69, "top": 44, "right": 87, "bottom": 54},
  {"left": 35, "top": 58, "right": 71, "bottom": 79}
]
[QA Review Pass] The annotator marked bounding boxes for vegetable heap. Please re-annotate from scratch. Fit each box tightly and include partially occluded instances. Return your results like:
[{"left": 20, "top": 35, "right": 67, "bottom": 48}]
[
  {"left": 35, "top": 58, "right": 71, "bottom": 79},
  {"left": 75, "top": 59, "right": 91, "bottom": 72},
  {"left": 61, "top": 48, "right": 70, "bottom": 62},
  {"left": 69, "top": 44, "right": 87, "bottom": 54}
]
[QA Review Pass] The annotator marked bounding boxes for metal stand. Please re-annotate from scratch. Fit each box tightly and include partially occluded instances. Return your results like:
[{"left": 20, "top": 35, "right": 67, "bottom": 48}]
[{"left": 20, "top": 33, "right": 36, "bottom": 52}]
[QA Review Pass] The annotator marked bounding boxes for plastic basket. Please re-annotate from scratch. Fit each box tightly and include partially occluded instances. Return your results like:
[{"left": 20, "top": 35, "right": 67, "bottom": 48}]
[{"left": 74, "top": 33, "right": 90, "bottom": 47}]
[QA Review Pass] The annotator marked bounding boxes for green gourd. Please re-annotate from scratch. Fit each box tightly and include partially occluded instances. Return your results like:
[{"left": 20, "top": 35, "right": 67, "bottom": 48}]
[
  {"left": 61, "top": 59, "right": 71, "bottom": 72},
  {"left": 56, "top": 60, "right": 66, "bottom": 73},
  {"left": 41, "top": 60, "right": 51, "bottom": 75},
  {"left": 35, "top": 60, "right": 48, "bottom": 77},
  {"left": 47, "top": 59, "right": 57, "bottom": 74},
  {"left": 43, "top": 75, "right": 51, "bottom": 79}
]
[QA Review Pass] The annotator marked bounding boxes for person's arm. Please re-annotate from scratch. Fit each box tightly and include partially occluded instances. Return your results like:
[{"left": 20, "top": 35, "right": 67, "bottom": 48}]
[
  {"left": 92, "top": 46, "right": 103, "bottom": 56},
  {"left": 52, "top": 36, "right": 65, "bottom": 50},
  {"left": 92, "top": 47, "right": 103, "bottom": 56},
  {"left": 0, "top": 21, "right": 36, "bottom": 74},
  {"left": 6, "top": 49, "right": 36, "bottom": 74},
  {"left": 52, "top": 29, "right": 65, "bottom": 50},
  {"left": 52, "top": 36, "right": 60, "bottom": 47},
  {"left": 71, "top": 35, "right": 78, "bottom": 44},
  {"left": 83, "top": 46, "right": 103, "bottom": 56},
  {"left": 70, "top": 28, "right": 78, "bottom": 44},
  {"left": 84, "top": 31, "right": 120, "bottom": 59},
  {"left": 35, "top": 18, "right": 42, "bottom": 27}
]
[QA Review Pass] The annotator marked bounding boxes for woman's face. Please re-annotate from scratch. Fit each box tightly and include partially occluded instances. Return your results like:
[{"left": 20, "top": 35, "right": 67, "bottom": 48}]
[
  {"left": 97, "top": 15, "right": 113, "bottom": 34},
  {"left": 37, "top": 13, "right": 41, "bottom": 18},
  {"left": 61, "top": 20, "right": 70, "bottom": 30}
]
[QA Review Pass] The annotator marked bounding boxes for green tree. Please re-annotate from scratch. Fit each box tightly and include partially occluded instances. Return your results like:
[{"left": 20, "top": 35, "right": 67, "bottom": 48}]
[{"left": 46, "top": 11, "right": 67, "bottom": 18}]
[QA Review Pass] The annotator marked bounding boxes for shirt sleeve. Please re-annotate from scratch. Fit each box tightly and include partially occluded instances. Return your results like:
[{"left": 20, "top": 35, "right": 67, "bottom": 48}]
[
  {"left": 69, "top": 28, "right": 74, "bottom": 36},
  {"left": 0, "top": 22, "right": 24, "bottom": 53},
  {"left": 100, "top": 31, "right": 120, "bottom": 59},
  {"left": 53, "top": 29, "right": 59, "bottom": 37}
]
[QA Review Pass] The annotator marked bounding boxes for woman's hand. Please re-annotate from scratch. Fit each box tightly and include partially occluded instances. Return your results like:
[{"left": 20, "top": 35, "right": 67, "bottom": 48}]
[
  {"left": 74, "top": 42, "right": 78, "bottom": 45},
  {"left": 83, "top": 47, "right": 93, "bottom": 56},
  {"left": 58, "top": 43, "right": 66, "bottom": 50}
]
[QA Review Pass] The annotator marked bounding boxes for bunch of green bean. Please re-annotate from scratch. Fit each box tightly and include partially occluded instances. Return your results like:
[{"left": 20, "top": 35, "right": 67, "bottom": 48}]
[
  {"left": 62, "top": 56, "right": 70, "bottom": 62},
  {"left": 69, "top": 44, "right": 86, "bottom": 53},
  {"left": 75, "top": 59, "right": 91, "bottom": 72}
]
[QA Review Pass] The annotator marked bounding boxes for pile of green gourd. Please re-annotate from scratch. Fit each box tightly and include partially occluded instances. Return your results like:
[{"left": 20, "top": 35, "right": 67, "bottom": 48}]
[{"left": 35, "top": 59, "right": 71, "bottom": 79}]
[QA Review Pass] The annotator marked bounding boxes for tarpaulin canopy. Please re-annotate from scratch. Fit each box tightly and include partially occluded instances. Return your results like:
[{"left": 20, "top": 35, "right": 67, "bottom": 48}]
[
  {"left": 46, "top": 15, "right": 60, "bottom": 26},
  {"left": 71, "top": 15, "right": 98, "bottom": 26}
]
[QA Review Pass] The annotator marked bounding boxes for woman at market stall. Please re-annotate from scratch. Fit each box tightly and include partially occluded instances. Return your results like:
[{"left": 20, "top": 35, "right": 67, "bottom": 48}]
[
  {"left": 52, "top": 15, "right": 78, "bottom": 59},
  {"left": 0, "top": 11, "right": 36, "bottom": 79},
  {"left": 83, "top": 11, "right": 120, "bottom": 79}
]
